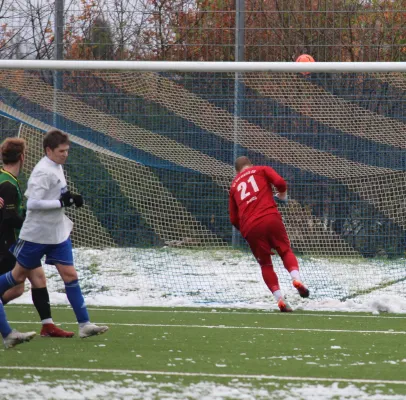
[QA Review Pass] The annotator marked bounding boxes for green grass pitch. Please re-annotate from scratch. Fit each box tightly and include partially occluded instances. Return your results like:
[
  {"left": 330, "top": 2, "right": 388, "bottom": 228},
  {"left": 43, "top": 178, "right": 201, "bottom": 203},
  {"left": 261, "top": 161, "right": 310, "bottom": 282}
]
[{"left": 1, "top": 305, "right": 406, "bottom": 399}]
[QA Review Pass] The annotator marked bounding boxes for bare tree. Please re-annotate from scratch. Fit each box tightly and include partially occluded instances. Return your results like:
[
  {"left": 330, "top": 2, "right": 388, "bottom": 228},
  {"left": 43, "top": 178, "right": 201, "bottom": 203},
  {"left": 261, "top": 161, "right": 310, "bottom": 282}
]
[
  {"left": 0, "top": 0, "right": 31, "bottom": 59},
  {"left": 1, "top": 0, "right": 404, "bottom": 62},
  {"left": 104, "top": 0, "right": 149, "bottom": 59},
  {"left": 12, "top": 0, "right": 55, "bottom": 59}
]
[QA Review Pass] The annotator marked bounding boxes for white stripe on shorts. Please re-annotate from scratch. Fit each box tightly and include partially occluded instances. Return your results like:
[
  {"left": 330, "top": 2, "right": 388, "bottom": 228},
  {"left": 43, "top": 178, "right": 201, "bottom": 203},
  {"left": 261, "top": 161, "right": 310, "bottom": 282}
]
[{"left": 13, "top": 239, "right": 25, "bottom": 259}]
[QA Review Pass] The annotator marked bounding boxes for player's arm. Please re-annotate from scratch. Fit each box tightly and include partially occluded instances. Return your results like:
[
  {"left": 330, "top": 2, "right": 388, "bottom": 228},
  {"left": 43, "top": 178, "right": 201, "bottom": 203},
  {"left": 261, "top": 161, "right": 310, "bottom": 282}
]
[
  {"left": 26, "top": 172, "right": 83, "bottom": 209},
  {"left": 26, "top": 171, "right": 61, "bottom": 210},
  {"left": 263, "top": 166, "right": 288, "bottom": 203},
  {"left": 0, "top": 182, "right": 25, "bottom": 228},
  {"left": 27, "top": 194, "right": 83, "bottom": 209},
  {"left": 27, "top": 191, "right": 83, "bottom": 209},
  {"left": 228, "top": 190, "right": 240, "bottom": 230}
]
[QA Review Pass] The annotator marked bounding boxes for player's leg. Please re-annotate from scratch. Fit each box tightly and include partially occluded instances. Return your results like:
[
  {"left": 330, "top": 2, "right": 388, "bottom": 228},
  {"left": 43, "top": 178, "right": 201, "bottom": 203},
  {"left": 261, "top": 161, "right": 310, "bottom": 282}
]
[
  {"left": 0, "top": 239, "right": 42, "bottom": 296},
  {"left": 55, "top": 263, "right": 108, "bottom": 338},
  {"left": 261, "top": 264, "right": 293, "bottom": 312},
  {"left": 46, "top": 239, "right": 108, "bottom": 338},
  {"left": 245, "top": 223, "right": 292, "bottom": 312},
  {"left": 27, "top": 267, "right": 74, "bottom": 338},
  {"left": 0, "top": 284, "right": 25, "bottom": 305},
  {"left": 0, "top": 298, "right": 36, "bottom": 349},
  {"left": 0, "top": 254, "right": 25, "bottom": 303},
  {"left": 0, "top": 253, "right": 25, "bottom": 304},
  {"left": 0, "top": 262, "right": 28, "bottom": 296},
  {"left": 271, "top": 214, "right": 310, "bottom": 298},
  {"left": 0, "top": 239, "right": 74, "bottom": 338},
  {"left": 0, "top": 298, "right": 12, "bottom": 340}
]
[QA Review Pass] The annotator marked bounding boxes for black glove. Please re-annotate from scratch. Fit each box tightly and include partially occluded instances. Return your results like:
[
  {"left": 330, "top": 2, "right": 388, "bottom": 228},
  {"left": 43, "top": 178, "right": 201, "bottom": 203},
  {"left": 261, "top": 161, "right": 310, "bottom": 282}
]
[
  {"left": 59, "top": 191, "right": 74, "bottom": 207},
  {"left": 72, "top": 194, "right": 84, "bottom": 208}
]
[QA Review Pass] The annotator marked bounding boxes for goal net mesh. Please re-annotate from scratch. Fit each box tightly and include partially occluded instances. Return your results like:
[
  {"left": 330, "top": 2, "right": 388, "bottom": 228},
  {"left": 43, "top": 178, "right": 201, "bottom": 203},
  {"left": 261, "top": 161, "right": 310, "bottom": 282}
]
[{"left": 0, "top": 68, "right": 405, "bottom": 305}]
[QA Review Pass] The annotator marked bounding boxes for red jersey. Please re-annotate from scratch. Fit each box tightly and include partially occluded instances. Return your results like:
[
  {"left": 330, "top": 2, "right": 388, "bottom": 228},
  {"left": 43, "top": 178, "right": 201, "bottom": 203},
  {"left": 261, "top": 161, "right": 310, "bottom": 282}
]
[{"left": 229, "top": 166, "right": 287, "bottom": 237}]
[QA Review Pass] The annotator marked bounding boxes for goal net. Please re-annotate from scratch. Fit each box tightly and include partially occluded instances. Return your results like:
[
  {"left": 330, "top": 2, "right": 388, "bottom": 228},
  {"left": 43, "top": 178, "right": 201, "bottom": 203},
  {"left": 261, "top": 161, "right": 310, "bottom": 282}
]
[{"left": 0, "top": 61, "right": 405, "bottom": 306}]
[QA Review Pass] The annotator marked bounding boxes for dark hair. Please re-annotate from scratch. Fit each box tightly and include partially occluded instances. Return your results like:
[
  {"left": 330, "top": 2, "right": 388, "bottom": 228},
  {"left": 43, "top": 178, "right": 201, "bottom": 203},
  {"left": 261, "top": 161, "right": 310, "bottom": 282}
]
[
  {"left": 1, "top": 138, "right": 26, "bottom": 164},
  {"left": 234, "top": 156, "right": 252, "bottom": 173},
  {"left": 43, "top": 129, "right": 69, "bottom": 152}
]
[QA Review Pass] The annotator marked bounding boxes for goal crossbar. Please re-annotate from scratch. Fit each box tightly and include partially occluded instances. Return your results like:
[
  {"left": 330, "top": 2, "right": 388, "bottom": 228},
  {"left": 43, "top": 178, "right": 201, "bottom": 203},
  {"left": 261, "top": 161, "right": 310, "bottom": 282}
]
[{"left": 0, "top": 60, "right": 405, "bottom": 72}]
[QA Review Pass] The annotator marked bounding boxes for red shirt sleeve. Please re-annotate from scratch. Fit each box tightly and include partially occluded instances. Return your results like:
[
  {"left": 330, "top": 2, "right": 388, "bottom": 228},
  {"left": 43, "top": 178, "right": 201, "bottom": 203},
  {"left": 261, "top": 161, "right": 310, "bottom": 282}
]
[
  {"left": 228, "top": 189, "right": 240, "bottom": 230},
  {"left": 262, "top": 166, "right": 287, "bottom": 193}
]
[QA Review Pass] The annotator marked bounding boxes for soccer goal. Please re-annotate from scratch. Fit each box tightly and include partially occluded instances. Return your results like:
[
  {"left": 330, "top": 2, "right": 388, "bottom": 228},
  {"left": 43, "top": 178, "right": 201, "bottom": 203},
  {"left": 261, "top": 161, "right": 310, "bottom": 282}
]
[{"left": 0, "top": 60, "right": 405, "bottom": 306}]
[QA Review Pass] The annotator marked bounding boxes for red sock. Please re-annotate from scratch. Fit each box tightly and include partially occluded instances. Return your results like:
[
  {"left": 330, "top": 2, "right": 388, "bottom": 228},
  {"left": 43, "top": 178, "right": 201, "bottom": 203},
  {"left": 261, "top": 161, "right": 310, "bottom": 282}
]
[
  {"left": 261, "top": 265, "right": 280, "bottom": 293},
  {"left": 280, "top": 249, "right": 299, "bottom": 273}
]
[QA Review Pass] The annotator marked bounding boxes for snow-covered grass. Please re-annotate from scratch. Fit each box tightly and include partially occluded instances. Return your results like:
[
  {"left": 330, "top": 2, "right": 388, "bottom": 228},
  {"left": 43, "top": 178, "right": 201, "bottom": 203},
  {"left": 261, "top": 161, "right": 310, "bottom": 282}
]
[
  {"left": 12, "top": 247, "right": 406, "bottom": 314},
  {"left": 1, "top": 377, "right": 406, "bottom": 400}
]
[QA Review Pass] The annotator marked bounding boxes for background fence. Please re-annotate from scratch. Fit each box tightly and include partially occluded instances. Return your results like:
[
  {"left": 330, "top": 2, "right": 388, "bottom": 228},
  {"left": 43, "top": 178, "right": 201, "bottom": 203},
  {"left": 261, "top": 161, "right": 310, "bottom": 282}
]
[{"left": 1, "top": 0, "right": 406, "bottom": 62}]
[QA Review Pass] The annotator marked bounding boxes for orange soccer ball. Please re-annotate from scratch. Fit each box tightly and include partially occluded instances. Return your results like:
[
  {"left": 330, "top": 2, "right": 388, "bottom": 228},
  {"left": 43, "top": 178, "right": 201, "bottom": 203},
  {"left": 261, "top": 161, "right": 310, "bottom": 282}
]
[
  {"left": 295, "top": 54, "right": 315, "bottom": 63},
  {"left": 295, "top": 54, "right": 315, "bottom": 75}
]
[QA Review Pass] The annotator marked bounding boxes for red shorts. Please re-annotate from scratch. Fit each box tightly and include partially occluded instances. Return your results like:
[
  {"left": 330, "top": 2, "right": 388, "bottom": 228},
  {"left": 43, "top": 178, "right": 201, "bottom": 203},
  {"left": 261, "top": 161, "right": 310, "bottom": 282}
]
[{"left": 244, "top": 213, "right": 291, "bottom": 266}]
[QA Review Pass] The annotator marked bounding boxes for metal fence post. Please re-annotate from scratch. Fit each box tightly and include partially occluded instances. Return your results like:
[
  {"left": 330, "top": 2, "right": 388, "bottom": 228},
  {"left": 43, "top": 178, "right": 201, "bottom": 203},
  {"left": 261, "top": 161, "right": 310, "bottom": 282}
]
[
  {"left": 232, "top": 0, "right": 245, "bottom": 247},
  {"left": 53, "top": 0, "right": 64, "bottom": 129}
]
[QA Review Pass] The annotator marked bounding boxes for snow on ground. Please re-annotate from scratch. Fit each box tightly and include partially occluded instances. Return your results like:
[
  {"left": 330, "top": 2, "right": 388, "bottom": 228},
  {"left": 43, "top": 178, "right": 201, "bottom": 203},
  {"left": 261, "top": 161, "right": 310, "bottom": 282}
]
[
  {"left": 0, "top": 378, "right": 405, "bottom": 400},
  {"left": 4, "top": 248, "right": 406, "bottom": 399},
  {"left": 11, "top": 247, "right": 406, "bottom": 314}
]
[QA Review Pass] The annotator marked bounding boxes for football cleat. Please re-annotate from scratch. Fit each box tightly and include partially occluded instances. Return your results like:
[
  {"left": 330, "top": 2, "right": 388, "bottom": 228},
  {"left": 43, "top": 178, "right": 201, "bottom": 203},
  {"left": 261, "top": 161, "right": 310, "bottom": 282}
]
[
  {"left": 40, "top": 323, "right": 75, "bottom": 338},
  {"left": 79, "top": 323, "right": 109, "bottom": 338},
  {"left": 293, "top": 280, "right": 310, "bottom": 298},
  {"left": 3, "top": 329, "right": 36, "bottom": 349},
  {"left": 277, "top": 298, "right": 293, "bottom": 312}
]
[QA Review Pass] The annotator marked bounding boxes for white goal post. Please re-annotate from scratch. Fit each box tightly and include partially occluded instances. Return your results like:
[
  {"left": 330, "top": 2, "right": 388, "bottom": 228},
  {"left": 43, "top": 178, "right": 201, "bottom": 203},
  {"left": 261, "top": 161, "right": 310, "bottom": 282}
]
[{"left": 0, "top": 60, "right": 405, "bottom": 72}]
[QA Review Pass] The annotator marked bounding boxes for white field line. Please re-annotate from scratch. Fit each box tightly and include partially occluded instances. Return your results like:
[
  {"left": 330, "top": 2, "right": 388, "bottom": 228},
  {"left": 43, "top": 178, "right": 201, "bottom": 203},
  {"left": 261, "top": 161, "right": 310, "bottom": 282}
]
[
  {"left": 1, "top": 366, "right": 406, "bottom": 386},
  {"left": 9, "top": 321, "right": 406, "bottom": 334},
  {"left": 10, "top": 305, "right": 406, "bottom": 319}
]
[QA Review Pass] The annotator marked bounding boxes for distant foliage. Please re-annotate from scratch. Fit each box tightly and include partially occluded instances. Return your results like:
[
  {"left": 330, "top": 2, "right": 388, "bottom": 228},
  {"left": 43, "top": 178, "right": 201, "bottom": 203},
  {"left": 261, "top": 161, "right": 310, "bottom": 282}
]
[{"left": 0, "top": 0, "right": 405, "bottom": 61}]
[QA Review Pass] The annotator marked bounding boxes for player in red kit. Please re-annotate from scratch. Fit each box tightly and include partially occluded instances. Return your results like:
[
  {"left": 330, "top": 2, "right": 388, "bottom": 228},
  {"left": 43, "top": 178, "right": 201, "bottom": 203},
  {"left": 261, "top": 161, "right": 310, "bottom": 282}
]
[{"left": 229, "top": 156, "right": 309, "bottom": 312}]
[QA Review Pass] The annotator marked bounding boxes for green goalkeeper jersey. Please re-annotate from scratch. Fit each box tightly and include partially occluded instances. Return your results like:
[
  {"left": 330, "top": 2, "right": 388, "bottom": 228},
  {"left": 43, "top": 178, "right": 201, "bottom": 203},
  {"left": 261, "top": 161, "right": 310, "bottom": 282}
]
[{"left": 0, "top": 169, "right": 24, "bottom": 253}]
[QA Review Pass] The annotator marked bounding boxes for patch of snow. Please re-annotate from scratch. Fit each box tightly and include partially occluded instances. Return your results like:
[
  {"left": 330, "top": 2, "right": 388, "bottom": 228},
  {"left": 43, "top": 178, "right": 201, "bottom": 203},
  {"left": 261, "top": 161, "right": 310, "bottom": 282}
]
[
  {"left": 0, "top": 379, "right": 404, "bottom": 400},
  {"left": 10, "top": 248, "right": 406, "bottom": 314}
]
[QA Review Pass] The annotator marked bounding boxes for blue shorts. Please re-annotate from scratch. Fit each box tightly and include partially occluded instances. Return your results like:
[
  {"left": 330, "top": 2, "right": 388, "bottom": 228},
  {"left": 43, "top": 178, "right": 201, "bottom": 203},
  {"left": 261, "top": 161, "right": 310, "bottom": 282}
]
[{"left": 11, "top": 238, "right": 74, "bottom": 269}]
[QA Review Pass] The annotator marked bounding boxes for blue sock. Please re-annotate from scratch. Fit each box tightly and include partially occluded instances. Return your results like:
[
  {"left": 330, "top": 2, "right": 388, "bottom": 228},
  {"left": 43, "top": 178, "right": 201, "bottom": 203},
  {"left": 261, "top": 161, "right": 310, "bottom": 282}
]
[
  {"left": 65, "top": 280, "right": 89, "bottom": 323},
  {"left": 0, "top": 271, "right": 17, "bottom": 296},
  {"left": 0, "top": 300, "right": 12, "bottom": 338}
]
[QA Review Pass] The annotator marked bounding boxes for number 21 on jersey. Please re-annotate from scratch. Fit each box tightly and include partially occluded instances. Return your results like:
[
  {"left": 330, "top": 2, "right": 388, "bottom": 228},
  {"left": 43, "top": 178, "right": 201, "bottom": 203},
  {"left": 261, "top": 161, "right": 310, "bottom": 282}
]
[{"left": 237, "top": 175, "right": 259, "bottom": 200}]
